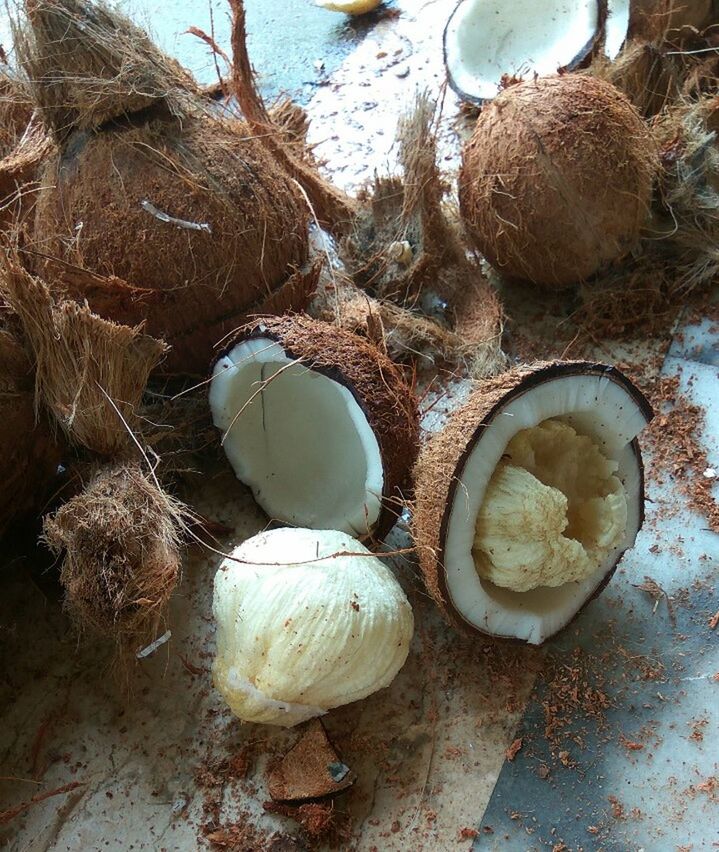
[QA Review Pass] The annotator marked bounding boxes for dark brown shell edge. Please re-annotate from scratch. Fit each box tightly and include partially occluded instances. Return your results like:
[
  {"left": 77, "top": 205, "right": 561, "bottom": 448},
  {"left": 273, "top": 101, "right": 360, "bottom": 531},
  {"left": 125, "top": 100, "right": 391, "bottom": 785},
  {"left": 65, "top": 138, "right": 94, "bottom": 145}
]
[
  {"left": 443, "top": 0, "right": 609, "bottom": 107},
  {"left": 412, "top": 360, "right": 653, "bottom": 643},
  {"left": 213, "top": 314, "right": 420, "bottom": 544}
]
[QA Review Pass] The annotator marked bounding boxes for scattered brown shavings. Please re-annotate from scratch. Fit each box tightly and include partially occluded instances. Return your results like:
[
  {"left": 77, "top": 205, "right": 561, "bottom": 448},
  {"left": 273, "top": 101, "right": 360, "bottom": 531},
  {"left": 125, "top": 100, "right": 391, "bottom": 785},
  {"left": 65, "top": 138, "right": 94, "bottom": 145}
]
[
  {"left": 685, "top": 776, "right": 719, "bottom": 803},
  {"left": 263, "top": 800, "right": 351, "bottom": 843},
  {"left": 709, "top": 609, "right": 719, "bottom": 630},
  {"left": 608, "top": 795, "right": 626, "bottom": 820},
  {"left": 619, "top": 735, "right": 644, "bottom": 751},
  {"left": 689, "top": 718, "right": 708, "bottom": 743},
  {"left": 642, "top": 375, "right": 719, "bottom": 532},
  {"left": 633, "top": 576, "right": 677, "bottom": 627},
  {"left": 458, "top": 827, "right": 478, "bottom": 840},
  {"left": 267, "top": 719, "right": 355, "bottom": 802},
  {"left": 505, "top": 737, "right": 523, "bottom": 762}
]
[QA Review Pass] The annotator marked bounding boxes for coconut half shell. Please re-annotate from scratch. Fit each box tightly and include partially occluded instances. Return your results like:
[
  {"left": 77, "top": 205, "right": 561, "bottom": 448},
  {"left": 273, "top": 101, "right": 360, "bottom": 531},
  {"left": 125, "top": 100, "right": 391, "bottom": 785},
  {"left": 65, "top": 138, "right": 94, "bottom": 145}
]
[
  {"left": 459, "top": 75, "right": 659, "bottom": 288},
  {"left": 413, "top": 361, "right": 653, "bottom": 644},
  {"left": 210, "top": 315, "right": 419, "bottom": 542}
]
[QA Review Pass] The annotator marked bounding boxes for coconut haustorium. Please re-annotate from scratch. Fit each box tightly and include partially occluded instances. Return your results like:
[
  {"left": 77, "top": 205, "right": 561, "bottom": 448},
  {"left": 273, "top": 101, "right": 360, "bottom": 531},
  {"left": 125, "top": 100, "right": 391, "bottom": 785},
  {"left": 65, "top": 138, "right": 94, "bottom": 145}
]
[
  {"left": 209, "top": 314, "right": 419, "bottom": 542},
  {"left": 459, "top": 75, "right": 659, "bottom": 288},
  {"left": 413, "top": 361, "right": 653, "bottom": 645},
  {"left": 20, "top": 0, "right": 312, "bottom": 374}
]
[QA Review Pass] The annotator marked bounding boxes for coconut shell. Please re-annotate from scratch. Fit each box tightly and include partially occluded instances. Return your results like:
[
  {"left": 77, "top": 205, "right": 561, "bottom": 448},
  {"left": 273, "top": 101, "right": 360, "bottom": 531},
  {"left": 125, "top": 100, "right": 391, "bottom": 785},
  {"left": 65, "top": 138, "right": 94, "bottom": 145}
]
[
  {"left": 44, "top": 462, "right": 184, "bottom": 655},
  {"left": 216, "top": 314, "right": 420, "bottom": 542},
  {"left": 459, "top": 75, "right": 659, "bottom": 289},
  {"left": 31, "top": 111, "right": 311, "bottom": 373},
  {"left": 0, "top": 313, "right": 60, "bottom": 537},
  {"left": 412, "top": 361, "right": 652, "bottom": 639}
]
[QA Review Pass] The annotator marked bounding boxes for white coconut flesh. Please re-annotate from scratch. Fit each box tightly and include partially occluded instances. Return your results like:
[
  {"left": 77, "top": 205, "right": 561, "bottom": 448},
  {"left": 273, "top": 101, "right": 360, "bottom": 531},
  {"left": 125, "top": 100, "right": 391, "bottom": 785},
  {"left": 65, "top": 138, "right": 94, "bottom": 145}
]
[
  {"left": 444, "top": 372, "right": 649, "bottom": 644},
  {"left": 444, "top": 0, "right": 600, "bottom": 103},
  {"left": 210, "top": 337, "right": 383, "bottom": 537},
  {"left": 605, "top": 0, "right": 630, "bottom": 59}
]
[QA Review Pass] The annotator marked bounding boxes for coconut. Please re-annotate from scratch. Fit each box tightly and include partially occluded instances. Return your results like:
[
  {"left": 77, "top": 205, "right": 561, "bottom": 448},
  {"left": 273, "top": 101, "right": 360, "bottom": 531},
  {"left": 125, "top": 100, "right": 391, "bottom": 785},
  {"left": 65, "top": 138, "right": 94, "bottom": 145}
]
[
  {"left": 413, "top": 361, "right": 652, "bottom": 644},
  {"left": 444, "top": 0, "right": 607, "bottom": 105},
  {"left": 17, "top": 0, "right": 319, "bottom": 374},
  {"left": 0, "top": 306, "right": 60, "bottom": 536},
  {"left": 0, "top": 71, "right": 33, "bottom": 159},
  {"left": 459, "top": 75, "right": 659, "bottom": 289},
  {"left": 629, "top": 0, "right": 712, "bottom": 42},
  {"left": 44, "top": 462, "right": 185, "bottom": 657},
  {"left": 209, "top": 314, "right": 419, "bottom": 542}
]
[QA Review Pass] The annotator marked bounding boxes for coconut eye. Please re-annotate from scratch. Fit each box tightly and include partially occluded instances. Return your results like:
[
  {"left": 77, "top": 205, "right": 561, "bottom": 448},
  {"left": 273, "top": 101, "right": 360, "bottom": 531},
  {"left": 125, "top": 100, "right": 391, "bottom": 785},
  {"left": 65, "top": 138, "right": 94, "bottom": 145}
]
[
  {"left": 209, "top": 315, "right": 419, "bottom": 542},
  {"left": 413, "top": 361, "right": 653, "bottom": 645}
]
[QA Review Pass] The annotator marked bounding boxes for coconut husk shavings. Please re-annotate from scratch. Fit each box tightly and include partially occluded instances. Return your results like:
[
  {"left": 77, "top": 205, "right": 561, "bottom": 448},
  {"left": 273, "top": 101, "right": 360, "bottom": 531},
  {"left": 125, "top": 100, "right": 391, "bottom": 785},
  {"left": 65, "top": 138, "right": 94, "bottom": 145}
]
[
  {"left": 0, "top": 70, "right": 33, "bottom": 158},
  {"left": 15, "top": 0, "right": 198, "bottom": 138},
  {"left": 44, "top": 462, "right": 185, "bottom": 659},
  {"left": 339, "top": 92, "right": 505, "bottom": 377},
  {"left": 0, "top": 254, "right": 167, "bottom": 457}
]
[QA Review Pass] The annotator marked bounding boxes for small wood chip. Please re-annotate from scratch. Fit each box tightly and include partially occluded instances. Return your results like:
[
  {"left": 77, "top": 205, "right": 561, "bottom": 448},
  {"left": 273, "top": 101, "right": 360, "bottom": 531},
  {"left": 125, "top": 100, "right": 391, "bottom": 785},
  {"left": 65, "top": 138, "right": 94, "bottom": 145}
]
[
  {"left": 505, "top": 737, "right": 523, "bottom": 761},
  {"left": 708, "top": 609, "right": 719, "bottom": 630},
  {"left": 268, "top": 719, "right": 356, "bottom": 803}
]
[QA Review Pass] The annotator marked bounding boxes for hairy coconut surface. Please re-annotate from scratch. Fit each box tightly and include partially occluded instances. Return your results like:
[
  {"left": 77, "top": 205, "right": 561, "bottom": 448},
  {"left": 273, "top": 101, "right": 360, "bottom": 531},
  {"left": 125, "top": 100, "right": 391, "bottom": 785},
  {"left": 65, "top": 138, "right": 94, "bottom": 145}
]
[
  {"left": 459, "top": 75, "right": 659, "bottom": 289},
  {"left": 30, "top": 108, "right": 311, "bottom": 373},
  {"left": 413, "top": 362, "right": 651, "bottom": 643},
  {"left": 341, "top": 92, "right": 504, "bottom": 377},
  {"left": 0, "top": 71, "right": 33, "bottom": 159},
  {"left": 0, "top": 308, "right": 59, "bottom": 536},
  {"left": 44, "top": 462, "right": 185, "bottom": 659},
  {"left": 0, "top": 257, "right": 167, "bottom": 457},
  {"left": 629, "top": 0, "right": 712, "bottom": 42},
  {"left": 213, "top": 314, "right": 419, "bottom": 542},
  {"left": 17, "top": 0, "right": 197, "bottom": 138}
]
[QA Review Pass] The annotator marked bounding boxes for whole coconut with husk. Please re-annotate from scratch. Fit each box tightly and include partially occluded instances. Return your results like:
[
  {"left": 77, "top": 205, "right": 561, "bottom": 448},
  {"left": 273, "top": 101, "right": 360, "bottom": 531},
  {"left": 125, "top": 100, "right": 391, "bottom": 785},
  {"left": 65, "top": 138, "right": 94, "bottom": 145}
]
[
  {"left": 18, "top": 0, "right": 314, "bottom": 374},
  {"left": 459, "top": 75, "right": 659, "bottom": 289}
]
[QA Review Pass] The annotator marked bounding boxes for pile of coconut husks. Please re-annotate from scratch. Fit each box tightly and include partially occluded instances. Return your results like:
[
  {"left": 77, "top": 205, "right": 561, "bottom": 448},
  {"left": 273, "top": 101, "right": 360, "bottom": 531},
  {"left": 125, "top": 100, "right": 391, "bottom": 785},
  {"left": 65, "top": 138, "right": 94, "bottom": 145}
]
[{"left": 0, "top": 0, "right": 717, "bottom": 837}]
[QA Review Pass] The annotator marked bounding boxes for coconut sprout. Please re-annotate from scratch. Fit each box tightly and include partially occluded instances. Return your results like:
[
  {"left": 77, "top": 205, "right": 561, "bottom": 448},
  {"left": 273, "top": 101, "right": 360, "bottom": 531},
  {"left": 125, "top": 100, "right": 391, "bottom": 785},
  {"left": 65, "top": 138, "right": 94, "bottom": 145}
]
[
  {"left": 209, "top": 314, "right": 419, "bottom": 542},
  {"left": 459, "top": 75, "right": 659, "bottom": 288}
]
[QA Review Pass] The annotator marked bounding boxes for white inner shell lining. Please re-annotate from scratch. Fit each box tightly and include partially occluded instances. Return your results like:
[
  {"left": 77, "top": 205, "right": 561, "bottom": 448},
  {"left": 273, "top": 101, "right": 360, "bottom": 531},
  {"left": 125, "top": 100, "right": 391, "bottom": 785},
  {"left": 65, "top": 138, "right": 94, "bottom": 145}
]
[
  {"left": 210, "top": 337, "right": 384, "bottom": 536},
  {"left": 445, "top": 0, "right": 599, "bottom": 103},
  {"left": 444, "top": 373, "right": 648, "bottom": 644}
]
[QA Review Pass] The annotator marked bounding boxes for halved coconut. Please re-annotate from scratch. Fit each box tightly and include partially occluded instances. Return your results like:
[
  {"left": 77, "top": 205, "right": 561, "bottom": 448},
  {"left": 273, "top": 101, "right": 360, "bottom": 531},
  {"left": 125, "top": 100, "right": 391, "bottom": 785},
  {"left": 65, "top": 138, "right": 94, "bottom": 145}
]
[
  {"left": 413, "top": 362, "right": 652, "bottom": 645},
  {"left": 314, "top": 0, "right": 381, "bottom": 13},
  {"left": 444, "top": 0, "right": 606, "bottom": 105},
  {"left": 209, "top": 315, "right": 419, "bottom": 541}
]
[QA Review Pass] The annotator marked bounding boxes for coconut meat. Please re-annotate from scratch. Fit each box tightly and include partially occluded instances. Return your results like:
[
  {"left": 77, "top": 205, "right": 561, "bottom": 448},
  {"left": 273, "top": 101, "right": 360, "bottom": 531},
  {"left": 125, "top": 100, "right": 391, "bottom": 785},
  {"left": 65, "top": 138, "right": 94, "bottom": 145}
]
[
  {"left": 210, "top": 337, "right": 383, "bottom": 537},
  {"left": 444, "top": 372, "right": 649, "bottom": 643},
  {"left": 445, "top": 0, "right": 600, "bottom": 103},
  {"left": 605, "top": 0, "right": 630, "bottom": 59}
]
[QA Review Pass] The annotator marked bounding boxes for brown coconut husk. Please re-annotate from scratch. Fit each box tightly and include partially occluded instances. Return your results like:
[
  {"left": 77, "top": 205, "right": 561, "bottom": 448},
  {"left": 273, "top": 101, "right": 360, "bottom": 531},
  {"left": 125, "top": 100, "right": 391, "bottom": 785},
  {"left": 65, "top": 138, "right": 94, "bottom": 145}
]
[
  {"left": 0, "top": 306, "right": 60, "bottom": 537},
  {"left": 339, "top": 92, "right": 504, "bottom": 378},
  {"left": 629, "top": 0, "right": 713, "bottom": 43},
  {"left": 44, "top": 461, "right": 185, "bottom": 659},
  {"left": 217, "top": 314, "right": 420, "bottom": 542},
  {"left": 0, "top": 255, "right": 167, "bottom": 456},
  {"left": 16, "top": 0, "right": 198, "bottom": 138},
  {"left": 459, "top": 75, "right": 660, "bottom": 289},
  {"left": 577, "top": 95, "right": 719, "bottom": 335},
  {"left": 591, "top": 40, "right": 682, "bottom": 117},
  {"left": 412, "top": 362, "right": 651, "bottom": 639},
  {"left": 0, "top": 70, "right": 33, "bottom": 158},
  {"left": 228, "top": 0, "right": 356, "bottom": 234},
  {"left": 0, "top": 117, "right": 54, "bottom": 234}
]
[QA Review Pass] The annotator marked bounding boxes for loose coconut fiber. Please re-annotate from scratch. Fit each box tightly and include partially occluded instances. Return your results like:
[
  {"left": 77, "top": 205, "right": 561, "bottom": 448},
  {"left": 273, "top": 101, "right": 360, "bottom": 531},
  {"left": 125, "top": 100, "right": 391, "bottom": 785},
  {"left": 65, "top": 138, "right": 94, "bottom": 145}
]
[
  {"left": 459, "top": 75, "right": 659, "bottom": 289},
  {"left": 0, "top": 256, "right": 167, "bottom": 457},
  {"left": 0, "top": 71, "right": 33, "bottom": 159},
  {"left": 16, "top": 0, "right": 197, "bottom": 137},
  {"left": 44, "top": 462, "right": 184, "bottom": 658},
  {"left": 341, "top": 92, "right": 504, "bottom": 378}
]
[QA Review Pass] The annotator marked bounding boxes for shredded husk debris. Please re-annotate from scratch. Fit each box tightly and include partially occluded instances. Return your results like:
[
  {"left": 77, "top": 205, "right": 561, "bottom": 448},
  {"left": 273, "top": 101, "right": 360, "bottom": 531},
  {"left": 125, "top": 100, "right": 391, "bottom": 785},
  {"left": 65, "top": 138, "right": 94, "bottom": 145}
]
[
  {"left": 336, "top": 92, "right": 504, "bottom": 378},
  {"left": 44, "top": 461, "right": 185, "bottom": 661}
]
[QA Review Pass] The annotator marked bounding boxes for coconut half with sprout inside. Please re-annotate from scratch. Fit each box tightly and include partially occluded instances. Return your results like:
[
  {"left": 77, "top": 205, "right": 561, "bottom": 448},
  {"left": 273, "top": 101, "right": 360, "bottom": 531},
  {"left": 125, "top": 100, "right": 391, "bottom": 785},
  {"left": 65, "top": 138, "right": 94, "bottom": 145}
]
[
  {"left": 413, "top": 362, "right": 652, "bottom": 645},
  {"left": 444, "top": 0, "right": 611, "bottom": 105},
  {"left": 210, "top": 315, "right": 419, "bottom": 542}
]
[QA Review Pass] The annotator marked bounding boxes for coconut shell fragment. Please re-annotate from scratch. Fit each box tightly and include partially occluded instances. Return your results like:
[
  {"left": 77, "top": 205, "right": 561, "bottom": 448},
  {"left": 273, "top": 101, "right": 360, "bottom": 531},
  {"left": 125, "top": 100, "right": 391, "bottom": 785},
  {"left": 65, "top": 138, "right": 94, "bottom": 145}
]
[
  {"left": 268, "top": 720, "right": 356, "bottom": 802},
  {"left": 459, "top": 75, "right": 659, "bottom": 288},
  {"left": 413, "top": 361, "right": 653, "bottom": 644},
  {"left": 211, "top": 314, "right": 419, "bottom": 541}
]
